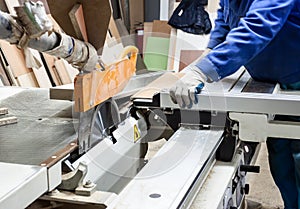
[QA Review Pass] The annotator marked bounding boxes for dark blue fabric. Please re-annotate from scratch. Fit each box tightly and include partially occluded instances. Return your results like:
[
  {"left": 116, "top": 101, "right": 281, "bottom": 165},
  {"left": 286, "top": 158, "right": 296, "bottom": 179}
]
[
  {"left": 196, "top": 0, "right": 300, "bottom": 85},
  {"left": 168, "top": 0, "right": 212, "bottom": 35},
  {"left": 267, "top": 138, "right": 300, "bottom": 209}
]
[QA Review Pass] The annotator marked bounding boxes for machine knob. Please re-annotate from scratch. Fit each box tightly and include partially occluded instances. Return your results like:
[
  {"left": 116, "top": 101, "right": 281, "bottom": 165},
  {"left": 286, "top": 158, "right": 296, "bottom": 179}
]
[{"left": 240, "top": 165, "right": 260, "bottom": 173}]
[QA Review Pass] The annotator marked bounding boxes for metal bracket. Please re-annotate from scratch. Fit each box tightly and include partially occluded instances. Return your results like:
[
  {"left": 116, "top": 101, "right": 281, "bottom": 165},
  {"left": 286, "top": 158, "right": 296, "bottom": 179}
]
[
  {"left": 58, "top": 162, "right": 96, "bottom": 196},
  {"left": 229, "top": 112, "right": 300, "bottom": 142}
]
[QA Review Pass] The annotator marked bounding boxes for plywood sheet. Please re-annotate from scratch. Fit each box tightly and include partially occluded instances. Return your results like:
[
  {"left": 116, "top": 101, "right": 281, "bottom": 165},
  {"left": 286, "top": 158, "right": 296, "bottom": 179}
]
[{"left": 47, "top": 0, "right": 111, "bottom": 51}]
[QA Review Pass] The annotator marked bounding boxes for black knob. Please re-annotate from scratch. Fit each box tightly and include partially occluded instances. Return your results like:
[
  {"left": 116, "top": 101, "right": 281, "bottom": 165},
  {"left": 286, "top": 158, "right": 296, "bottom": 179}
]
[{"left": 240, "top": 165, "right": 260, "bottom": 173}]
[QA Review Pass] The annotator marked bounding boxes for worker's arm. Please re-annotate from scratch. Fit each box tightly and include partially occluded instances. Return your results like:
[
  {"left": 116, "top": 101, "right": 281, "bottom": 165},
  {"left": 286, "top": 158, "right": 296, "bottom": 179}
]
[
  {"left": 206, "top": 0, "right": 230, "bottom": 49},
  {"left": 196, "top": 0, "right": 295, "bottom": 81}
]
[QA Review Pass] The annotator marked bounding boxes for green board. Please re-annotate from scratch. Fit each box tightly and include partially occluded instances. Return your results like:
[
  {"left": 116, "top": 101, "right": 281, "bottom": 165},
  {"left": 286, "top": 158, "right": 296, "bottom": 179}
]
[{"left": 144, "top": 37, "right": 170, "bottom": 71}]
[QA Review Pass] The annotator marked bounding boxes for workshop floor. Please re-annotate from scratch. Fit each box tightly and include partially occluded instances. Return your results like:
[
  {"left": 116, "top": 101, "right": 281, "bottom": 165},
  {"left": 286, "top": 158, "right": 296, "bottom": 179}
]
[{"left": 147, "top": 141, "right": 284, "bottom": 209}]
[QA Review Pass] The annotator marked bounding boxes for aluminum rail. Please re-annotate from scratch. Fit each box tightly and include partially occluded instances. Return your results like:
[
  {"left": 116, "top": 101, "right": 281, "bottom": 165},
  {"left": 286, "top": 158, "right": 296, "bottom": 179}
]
[{"left": 160, "top": 90, "right": 300, "bottom": 116}]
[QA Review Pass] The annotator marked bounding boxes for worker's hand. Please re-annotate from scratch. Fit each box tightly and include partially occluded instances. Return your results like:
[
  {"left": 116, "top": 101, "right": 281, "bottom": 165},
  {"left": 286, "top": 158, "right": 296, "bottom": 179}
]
[{"left": 169, "top": 65, "right": 207, "bottom": 108}]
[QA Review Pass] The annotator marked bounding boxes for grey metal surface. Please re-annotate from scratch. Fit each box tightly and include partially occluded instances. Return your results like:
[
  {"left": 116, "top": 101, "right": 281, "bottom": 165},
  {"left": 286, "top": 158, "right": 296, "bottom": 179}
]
[
  {"left": 110, "top": 127, "right": 223, "bottom": 209},
  {"left": 160, "top": 90, "right": 300, "bottom": 116},
  {"left": 0, "top": 162, "right": 48, "bottom": 208},
  {"left": 0, "top": 89, "right": 77, "bottom": 165}
]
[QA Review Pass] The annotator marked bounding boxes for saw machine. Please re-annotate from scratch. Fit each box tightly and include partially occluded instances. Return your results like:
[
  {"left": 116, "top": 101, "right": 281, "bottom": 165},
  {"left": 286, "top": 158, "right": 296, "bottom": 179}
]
[
  {"left": 1, "top": 1, "right": 300, "bottom": 209},
  {"left": 1, "top": 68, "right": 300, "bottom": 209}
]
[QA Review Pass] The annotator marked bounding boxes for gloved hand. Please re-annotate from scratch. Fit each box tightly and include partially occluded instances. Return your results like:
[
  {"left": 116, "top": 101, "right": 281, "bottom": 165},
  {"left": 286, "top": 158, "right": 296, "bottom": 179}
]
[{"left": 169, "top": 65, "right": 207, "bottom": 108}]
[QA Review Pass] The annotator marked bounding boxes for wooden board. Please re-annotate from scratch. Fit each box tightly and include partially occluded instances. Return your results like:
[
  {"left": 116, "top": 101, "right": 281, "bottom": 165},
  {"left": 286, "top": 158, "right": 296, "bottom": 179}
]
[
  {"left": 29, "top": 49, "right": 52, "bottom": 88},
  {"left": 0, "top": 40, "right": 32, "bottom": 78},
  {"left": 4, "top": 0, "right": 19, "bottom": 15},
  {"left": 129, "top": 0, "right": 144, "bottom": 33},
  {"left": 16, "top": 72, "right": 39, "bottom": 87},
  {"left": 47, "top": 0, "right": 111, "bottom": 51},
  {"left": 0, "top": 107, "right": 8, "bottom": 115},
  {"left": 109, "top": 16, "right": 121, "bottom": 42},
  {"left": 179, "top": 50, "right": 204, "bottom": 71},
  {"left": 74, "top": 46, "right": 138, "bottom": 112},
  {"left": 132, "top": 72, "right": 183, "bottom": 100},
  {"left": 54, "top": 59, "right": 72, "bottom": 85},
  {"left": 69, "top": 4, "right": 88, "bottom": 42},
  {"left": 0, "top": 48, "right": 18, "bottom": 86},
  {"left": 0, "top": 0, "right": 8, "bottom": 12},
  {"left": 143, "top": 37, "right": 170, "bottom": 71},
  {"left": 0, "top": 58, "right": 10, "bottom": 86},
  {"left": 50, "top": 84, "right": 74, "bottom": 101},
  {"left": 143, "top": 22, "right": 153, "bottom": 55},
  {"left": 42, "top": 53, "right": 61, "bottom": 86},
  {"left": 167, "top": 28, "right": 177, "bottom": 71},
  {"left": 152, "top": 20, "right": 172, "bottom": 36},
  {"left": 0, "top": 116, "right": 18, "bottom": 126}
]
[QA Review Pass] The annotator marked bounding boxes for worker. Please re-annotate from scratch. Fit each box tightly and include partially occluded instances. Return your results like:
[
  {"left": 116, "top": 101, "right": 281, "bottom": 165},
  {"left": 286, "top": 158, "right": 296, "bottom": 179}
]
[{"left": 169, "top": 0, "right": 300, "bottom": 208}]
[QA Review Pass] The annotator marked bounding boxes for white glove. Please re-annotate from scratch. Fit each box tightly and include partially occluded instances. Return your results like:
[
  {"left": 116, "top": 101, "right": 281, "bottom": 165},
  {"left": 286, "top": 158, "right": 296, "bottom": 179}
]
[{"left": 169, "top": 65, "right": 207, "bottom": 108}]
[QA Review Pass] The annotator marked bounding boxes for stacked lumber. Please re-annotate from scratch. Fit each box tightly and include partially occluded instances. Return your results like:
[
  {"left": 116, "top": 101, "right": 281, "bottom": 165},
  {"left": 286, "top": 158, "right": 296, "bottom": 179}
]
[{"left": 0, "top": 0, "right": 80, "bottom": 88}]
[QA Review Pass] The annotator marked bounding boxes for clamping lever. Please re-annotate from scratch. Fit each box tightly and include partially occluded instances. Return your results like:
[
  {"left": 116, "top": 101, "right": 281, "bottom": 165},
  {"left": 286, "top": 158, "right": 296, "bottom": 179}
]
[{"left": 194, "top": 82, "right": 204, "bottom": 103}]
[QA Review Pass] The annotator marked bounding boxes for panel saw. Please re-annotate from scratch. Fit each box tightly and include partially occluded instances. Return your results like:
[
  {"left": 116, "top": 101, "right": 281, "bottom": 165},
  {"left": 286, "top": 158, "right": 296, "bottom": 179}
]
[{"left": 1, "top": 1, "right": 300, "bottom": 209}]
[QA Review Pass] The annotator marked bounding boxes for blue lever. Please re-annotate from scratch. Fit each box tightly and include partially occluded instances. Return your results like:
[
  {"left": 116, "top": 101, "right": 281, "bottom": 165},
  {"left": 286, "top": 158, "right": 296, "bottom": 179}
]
[{"left": 194, "top": 82, "right": 204, "bottom": 103}]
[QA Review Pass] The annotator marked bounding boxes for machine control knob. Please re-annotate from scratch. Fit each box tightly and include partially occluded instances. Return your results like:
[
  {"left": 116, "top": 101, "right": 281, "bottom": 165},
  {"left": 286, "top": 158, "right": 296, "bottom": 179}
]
[{"left": 240, "top": 165, "right": 260, "bottom": 173}]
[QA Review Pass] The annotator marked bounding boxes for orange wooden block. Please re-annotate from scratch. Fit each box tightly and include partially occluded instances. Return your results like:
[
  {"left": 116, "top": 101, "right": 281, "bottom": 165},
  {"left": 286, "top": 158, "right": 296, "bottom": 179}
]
[{"left": 74, "top": 46, "right": 138, "bottom": 112}]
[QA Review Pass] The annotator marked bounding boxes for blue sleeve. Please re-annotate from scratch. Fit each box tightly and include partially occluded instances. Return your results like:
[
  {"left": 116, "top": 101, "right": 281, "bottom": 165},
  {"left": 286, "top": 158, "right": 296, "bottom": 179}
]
[
  {"left": 207, "top": 0, "right": 230, "bottom": 49},
  {"left": 196, "top": 0, "right": 296, "bottom": 81}
]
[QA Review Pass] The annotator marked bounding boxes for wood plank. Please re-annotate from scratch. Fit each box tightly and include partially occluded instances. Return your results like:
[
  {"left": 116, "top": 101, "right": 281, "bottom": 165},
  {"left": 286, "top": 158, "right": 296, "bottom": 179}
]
[
  {"left": 74, "top": 46, "right": 138, "bottom": 112},
  {"left": 63, "top": 60, "right": 78, "bottom": 81},
  {"left": 132, "top": 72, "right": 183, "bottom": 100},
  {"left": 16, "top": 72, "right": 39, "bottom": 87},
  {"left": 42, "top": 53, "right": 61, "bottom": 86},
  {"left": 0, "top": 116, "right": 18, "bottom": 126},
  {"left": 0, "top": 0, "right": 8, "bottom": 13},
  {"left": 0, "top": 107, "right": 8, "bottom": 115},
  {"left": 129, "top": 0, "right": 144, "bottom": 33},
  {"left": 0, "top": 40, "right": 32, "bottom": 78},
  {"left": 167, "top": 28, "right": 177, "bottom": 71},
  {"left": 0, "top": 50, "right": 18, "bottom": 85},
  {"left": 29, "top": 49, "right": 52, "bottom": 88},
  {"left": 179, "top": 50, "right": 204, "bottom": 71},
  {"left": 152, "top": 20, "right": 172, "bottom": 36},
  {"left": 50, "top": 84, "right": 74, "bottom": 101},
  {"left": 109, "top": 16, "right": 121, "bottom": 42},
  {"left": 0, "top": 57, "right": 10, "bottom": 86},
  {"left": 143, "top": 22, "right": 153, "bottom": 55},
  {"left": 54, "top": 59, "right": 72, "bottom": 85},
  {"left": 4, "top": 0, "right": 19, "bottom": 15},
  {"left": 47, "top": 0, "right": 111, "bottom": 51},
  {"left": 68, "top": 4, "right": 88, "bottom": 42}
]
